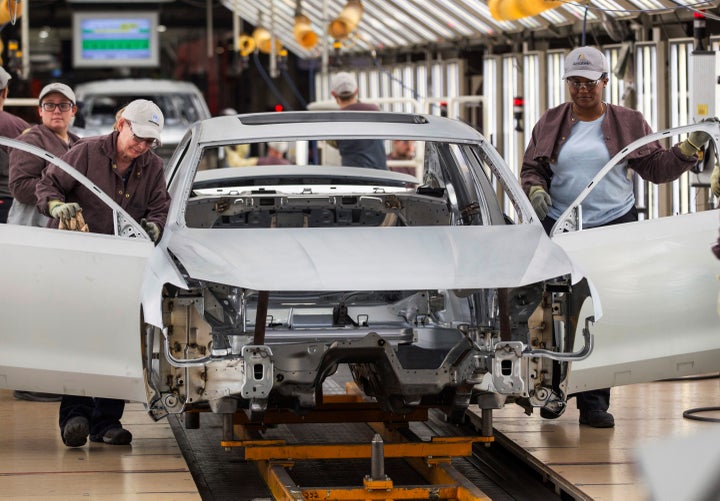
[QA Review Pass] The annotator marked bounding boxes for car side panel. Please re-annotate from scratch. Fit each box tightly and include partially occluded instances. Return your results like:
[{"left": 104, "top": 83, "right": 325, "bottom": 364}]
[
  {"left": 555, "top": 209, "right": 720, "bottom": 393},
  {"left": 0, "top": 224, "right": 152, "bottom": 403}
]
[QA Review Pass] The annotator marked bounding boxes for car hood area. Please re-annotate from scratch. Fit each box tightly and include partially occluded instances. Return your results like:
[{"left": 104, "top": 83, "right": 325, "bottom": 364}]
[{"left": 164, "top": 223, "right": 582, "bottom": 292}]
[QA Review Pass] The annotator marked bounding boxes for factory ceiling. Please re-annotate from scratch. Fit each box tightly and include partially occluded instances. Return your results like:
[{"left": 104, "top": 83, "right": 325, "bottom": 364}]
[
  {"left": 12, "top": 0, "right": 720, "bottom": 70},
  {"left": 220, "top": 0, "right": 720, "bottom": 58}
]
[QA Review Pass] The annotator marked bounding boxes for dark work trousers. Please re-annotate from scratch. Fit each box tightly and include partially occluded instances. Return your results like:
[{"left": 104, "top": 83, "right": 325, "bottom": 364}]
[
  {"left": 0, "top": 196, "right": 12, "bottom": 223},
  {"left": 59, "top": 395, "right": 125, "bottom": 437},
  {"left": 541, "top": 206, "right": 639, "bottom": 414}
]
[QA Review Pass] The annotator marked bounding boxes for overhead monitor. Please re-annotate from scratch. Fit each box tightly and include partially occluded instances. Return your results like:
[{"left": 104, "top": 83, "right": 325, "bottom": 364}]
[{"left": 73, "top": 12, "right": 159, "bottom": 68}]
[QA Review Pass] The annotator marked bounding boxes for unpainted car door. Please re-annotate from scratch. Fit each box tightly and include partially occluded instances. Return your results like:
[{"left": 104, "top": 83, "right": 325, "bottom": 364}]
[
  {"left": 0, "top": 139, "right": 154, "bottom": 403},
  {"left": 548, "top": 123, "right": 720, "bottom": 393}
]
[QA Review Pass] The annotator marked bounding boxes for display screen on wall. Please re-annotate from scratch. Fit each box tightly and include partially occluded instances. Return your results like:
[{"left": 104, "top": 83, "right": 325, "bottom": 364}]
[{"left": 72, "top": 12, "right": 159, "bottom": 68}]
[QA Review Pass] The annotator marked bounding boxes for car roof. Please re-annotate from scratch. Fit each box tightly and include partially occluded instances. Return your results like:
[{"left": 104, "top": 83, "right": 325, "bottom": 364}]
[
  {"left": 74, "top": 79, "right": 204, "bottom": 97},
  {"left": 193, "top": 111, "right": 483, "bottom": 144}
]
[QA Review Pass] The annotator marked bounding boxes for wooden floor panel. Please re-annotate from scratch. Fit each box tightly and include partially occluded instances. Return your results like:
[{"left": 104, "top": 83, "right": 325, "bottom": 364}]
[
  {"left": 2, "top": 375, "right": 719, "bottom": 499},
  {"left": 489, "top": 375, "right": 720, "bottom": 500},
  {"left": 0, "top": 390, "right": 199, "bottom": 500}
]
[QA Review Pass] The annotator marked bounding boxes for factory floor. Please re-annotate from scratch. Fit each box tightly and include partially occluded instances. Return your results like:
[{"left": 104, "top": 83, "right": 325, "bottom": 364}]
[{"left": 0, "top": 375, "right": 718, "bottom": 500}]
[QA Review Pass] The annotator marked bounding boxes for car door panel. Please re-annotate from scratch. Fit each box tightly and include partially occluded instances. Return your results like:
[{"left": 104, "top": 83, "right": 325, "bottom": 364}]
[
  {"left": 0, "top": 224, "right": 152, "bottom": 402},
  {"left": 0, "top": 137, "right": 154, "bottom": 403},
  {"left": 556, "top": 208, "right": 720, "bottom": 393}
]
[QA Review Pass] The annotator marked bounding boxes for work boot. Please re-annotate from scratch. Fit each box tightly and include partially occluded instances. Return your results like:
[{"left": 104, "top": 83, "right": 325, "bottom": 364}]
[
  {"left": 579, "top": 410, "right": 615, "bottom": 428},
  {"left": 62, "top": 416, "right": 90, "bottom": 447},
  {"left": 90, "top": 427, "right": 132, "bottom": 445}
]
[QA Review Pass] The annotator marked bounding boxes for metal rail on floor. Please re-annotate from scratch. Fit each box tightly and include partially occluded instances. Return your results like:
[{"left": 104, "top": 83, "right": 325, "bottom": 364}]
[{"left": 219, "top": 386, "right": 495, "bottom": 500}]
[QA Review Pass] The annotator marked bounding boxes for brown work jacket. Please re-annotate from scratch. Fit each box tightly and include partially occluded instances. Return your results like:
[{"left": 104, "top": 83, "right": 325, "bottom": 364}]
[
  {"left": 520, "top": 102, "right": 697, "bottom": 194},
  {"left": 36, "top": 131, "right": 171, "bottom": 235},
  {"left": 9, "top": 123, "right": 79, "bottom": 204}
]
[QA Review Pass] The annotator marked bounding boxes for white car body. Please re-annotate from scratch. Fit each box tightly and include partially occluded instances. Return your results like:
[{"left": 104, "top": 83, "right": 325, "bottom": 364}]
[{"left": 0, "top": 113, "right": 718, "bottom": 423}]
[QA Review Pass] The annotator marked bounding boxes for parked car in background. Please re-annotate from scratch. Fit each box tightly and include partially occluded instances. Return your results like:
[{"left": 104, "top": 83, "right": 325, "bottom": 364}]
[{"left": 71, "top": 79, "right": 211, "bottom": 160}]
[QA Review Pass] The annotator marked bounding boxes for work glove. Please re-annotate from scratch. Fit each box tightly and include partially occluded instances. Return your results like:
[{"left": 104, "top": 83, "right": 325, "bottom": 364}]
[
  {"left": 711, "top": 163, "right": 720, "bottom": 198},
  {"left": 680, "top": 120, "right": 715, "bottom": 156},
  {"left": 59, "top": 212, "right": 89, "bottom": 232},
  {"left": 141, "top": 218, "right": 161, "bottom": 242},
  {"left": 529, "top": 185, "right": 552, "bottom": 220},
  {"left": 48, "top": 200, "right": 82, "bottom": 221}
]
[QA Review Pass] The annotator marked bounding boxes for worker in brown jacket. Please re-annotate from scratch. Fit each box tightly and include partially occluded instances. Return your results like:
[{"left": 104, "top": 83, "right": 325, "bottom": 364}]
[
  {"left": 0, "top": 66, "right": 29, "bottom": 223},
  {"left": 35, "top": 99, "right": 171, "bottom": 447},
  {"left": 8, "top": 82, "right": 79, "bottom": 227}
]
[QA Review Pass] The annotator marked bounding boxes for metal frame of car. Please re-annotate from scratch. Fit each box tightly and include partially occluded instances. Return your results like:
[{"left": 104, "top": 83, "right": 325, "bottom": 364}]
[{"left": 137, "top": 111, "right": 597, "bottom": 422}]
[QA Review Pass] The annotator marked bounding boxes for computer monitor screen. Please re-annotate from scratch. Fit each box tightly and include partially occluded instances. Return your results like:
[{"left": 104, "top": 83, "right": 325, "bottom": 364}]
[{"left": 72, "top": 12, "right": 159, "bottom": 68}]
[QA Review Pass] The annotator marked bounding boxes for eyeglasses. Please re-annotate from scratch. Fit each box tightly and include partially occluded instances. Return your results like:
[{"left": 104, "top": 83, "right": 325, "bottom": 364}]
[
  {"left": 127, "top": 122, "right": 159, "bottom": 149},
  {"left": 567, "top": 78, "right": 604, "bottom": 91},
  {"left": 41, "top": 102, "right": 73, "bottom": 112}
]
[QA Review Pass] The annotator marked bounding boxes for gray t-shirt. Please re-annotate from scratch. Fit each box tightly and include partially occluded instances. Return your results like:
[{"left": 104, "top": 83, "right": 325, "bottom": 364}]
[{"left": 338, "top": 102, "right": 388, "bottom": 170}]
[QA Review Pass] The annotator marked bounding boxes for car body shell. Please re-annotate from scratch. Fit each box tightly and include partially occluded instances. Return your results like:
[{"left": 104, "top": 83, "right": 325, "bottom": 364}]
[{"left": 0, "top": 112, "right": 718, "bottom": 423}]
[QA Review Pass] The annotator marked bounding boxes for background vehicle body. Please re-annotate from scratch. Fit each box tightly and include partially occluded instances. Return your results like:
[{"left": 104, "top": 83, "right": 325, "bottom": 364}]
[{"left": 0, "top": 113, "right": 717, "bottom": 427}]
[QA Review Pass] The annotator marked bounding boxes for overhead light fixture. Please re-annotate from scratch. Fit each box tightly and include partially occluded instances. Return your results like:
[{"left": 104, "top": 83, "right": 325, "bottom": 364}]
[
  {"left": 238, "top": 34, "right": 256, "bottom": 57},
  {"left": 0, "top": 0, "right": 21, "bottom": 25},
  {"left": 293, "top": 0, "right": 318, "bottom": 49},
  {"left": 252, "top": 13, "right": 281, "bottom": 55},
  {"left": 328, "top": 0, "right": 363, "bottom": 41},
  {"left": 252, "top": 24, "right": 271, "bottom": 54},
  {"left": 487, "top": 0, "right": 561, "bottom": 21}
]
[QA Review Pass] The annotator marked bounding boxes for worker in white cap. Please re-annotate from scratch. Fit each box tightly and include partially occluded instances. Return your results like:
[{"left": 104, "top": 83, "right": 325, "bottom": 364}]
[
  {"left": 521, "top": 46, "right": 709, "bottom": 429},
  {"left": 0, "top": 66, "right": 29, "bottom": 224},
  {"left": 7, "top": 82, "right": 79, "bottom": 228},
  {"left": 329, "top": 71, "right": 387, "bottom": 170},
  {"left": 35, "top": 99, "right": 171, "bottom": 447},
  {"left": 37, "top": 97, "right": 168, "bottom": 240}
]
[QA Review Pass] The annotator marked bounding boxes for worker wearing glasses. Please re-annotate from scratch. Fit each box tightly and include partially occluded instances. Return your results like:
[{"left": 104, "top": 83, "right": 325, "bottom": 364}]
[
  {"left": 6, "top": 84, "right": 71, "bottom": 404},
  {"left": 8, "top": 82, "right": 80, "bottom": 229},
  {"left": 521, "top": 46, "right": 708, "bottom": 429},
  {"left": 35, "top": 100, "right": 171, "bottom": 447}
]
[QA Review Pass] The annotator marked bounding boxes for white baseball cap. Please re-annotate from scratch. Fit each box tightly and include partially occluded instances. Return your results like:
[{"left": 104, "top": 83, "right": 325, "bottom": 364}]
[
  {"left": 330, "top": 72, "right": 358, "bottom": 97},
  {"left": 121, "top": 99, "right": 164, "bottom": 143},
  {"left": 563, "top": 46, "right": 609, "bottom": 80},
  {"left": 38, "top": 82, "right": 76, "bottom": 104},
  {"left": 0, "top": 67, "right": 11, "bottom": 89},
  {"left": 268, "top": 141, "right": 289, "bottom": 154}
]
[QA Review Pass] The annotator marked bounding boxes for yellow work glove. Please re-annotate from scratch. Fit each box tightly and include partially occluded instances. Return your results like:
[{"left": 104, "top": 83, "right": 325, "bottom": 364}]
[
  {"left": 48, "top": 200, "right": 82, "bottom": 221},
  {"left": 711, "top": 163, "right": 720, "bottom": 197},
  {"left": 141, "top": 218, "right": 160, "bottom": 242},
  {"left": 529, "top": 185, "right": 552, "bottom": 220}
]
